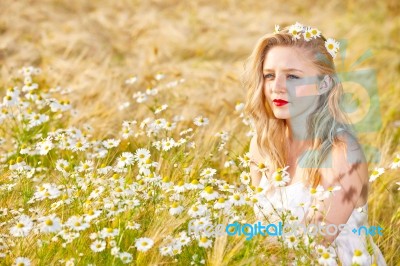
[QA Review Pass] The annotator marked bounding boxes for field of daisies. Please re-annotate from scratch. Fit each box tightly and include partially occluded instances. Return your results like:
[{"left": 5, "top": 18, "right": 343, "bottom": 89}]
[{"left": 0, "top": 0, "right": 399, "bottom": 265}]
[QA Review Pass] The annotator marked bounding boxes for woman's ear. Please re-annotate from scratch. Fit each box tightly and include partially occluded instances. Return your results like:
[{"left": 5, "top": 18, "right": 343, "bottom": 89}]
[{"left": 318, "top": 75, "right": 332, "bottom": 95}]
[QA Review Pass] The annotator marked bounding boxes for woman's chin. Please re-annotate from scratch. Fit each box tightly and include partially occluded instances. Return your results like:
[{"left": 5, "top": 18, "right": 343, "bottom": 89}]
[{"left": 273, "top": 112, "right": 290, "bottom": 120}]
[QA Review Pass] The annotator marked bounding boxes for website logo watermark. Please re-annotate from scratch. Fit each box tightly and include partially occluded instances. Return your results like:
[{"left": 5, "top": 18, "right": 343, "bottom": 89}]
[{"left": 188, "top": 220, "right": 383, "bottom": 241}]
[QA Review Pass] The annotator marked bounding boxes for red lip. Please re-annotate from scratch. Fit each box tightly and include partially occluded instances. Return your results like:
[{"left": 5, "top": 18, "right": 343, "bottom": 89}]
[{"left": 272, "top": 99, "right": 289, "bottom": 106}]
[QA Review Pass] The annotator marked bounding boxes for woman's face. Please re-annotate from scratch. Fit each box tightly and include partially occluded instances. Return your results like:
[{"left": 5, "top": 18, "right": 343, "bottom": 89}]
[{"left": 263, "top": 45, "right": 322, "bottom": 120}]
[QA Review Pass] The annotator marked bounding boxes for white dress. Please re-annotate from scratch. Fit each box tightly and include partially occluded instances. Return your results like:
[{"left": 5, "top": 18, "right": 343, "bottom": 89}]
[{"left": 253, "top": 174, "right": 387, "bottom": 266}]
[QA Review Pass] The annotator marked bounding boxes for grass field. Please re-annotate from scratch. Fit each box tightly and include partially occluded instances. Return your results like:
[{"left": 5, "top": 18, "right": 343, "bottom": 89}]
[{"left": 0, "top": 0, "right": 399, "bottom": 265}]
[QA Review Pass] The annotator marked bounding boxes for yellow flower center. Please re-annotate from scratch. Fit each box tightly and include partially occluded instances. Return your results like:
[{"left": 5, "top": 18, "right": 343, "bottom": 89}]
[
  {"left": 322, "top": 252, "right": 330, "bottom": 259},
  {"left": 372, "top": 170, "right": 379, "bottom": 176},
  {"left": 200, "top": 237, "right": 208, "bottom": 243},
  {"left": 17, "top": 223, "right": 25, "bottom": 228},
  {"left": 275, "top": 173, "right": 282, "bottom": 181},
  {"left": 45, "top": 219, "right": 53, "bottom": 226},
  {"left": 205, "top": 186, "right": 213, "bottom": 194},
  {"left": 354, "top": 249, "right": 362, "bottom": 256},
  {"left": 328, "top": 44, "right": 334, "bottom": 50}
]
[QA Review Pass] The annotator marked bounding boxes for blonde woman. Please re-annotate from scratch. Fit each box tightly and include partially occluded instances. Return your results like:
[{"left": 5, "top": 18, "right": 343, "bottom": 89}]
[{"left": 244, "top": 22, "right": 386, "bottom": 265}]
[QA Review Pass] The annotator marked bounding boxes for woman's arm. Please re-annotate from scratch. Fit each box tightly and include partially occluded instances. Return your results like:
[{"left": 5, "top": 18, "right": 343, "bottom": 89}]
[{"left": 304, "top": 132, "right": 368, "bottom": 246}]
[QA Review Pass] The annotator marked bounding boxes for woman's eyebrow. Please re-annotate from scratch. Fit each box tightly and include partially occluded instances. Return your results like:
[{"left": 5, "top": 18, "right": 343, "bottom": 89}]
[{"left": 262, "top": 68, "right": 304, "bottom": 73}]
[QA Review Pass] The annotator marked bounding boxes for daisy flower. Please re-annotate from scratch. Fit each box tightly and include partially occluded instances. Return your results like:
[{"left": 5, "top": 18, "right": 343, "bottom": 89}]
[
  {"left": 274, "top": 25, "right": 280, "bottom": 34},
  {"left": 271, "top": 167, "right": 290, "bottom": 187},
  {"left": 90, "top": 240, "right": 106, "bottom": 252},
  {"left": 102, "top": 138, "right": 120, "bottom": 149},
  {"left": 55, "top": 159, "right": 69, "bottom": 173},
  {"left": 193, "top": 116, "right": 209, "bottom": 127},
  {"left": 284, "top": 235, "right": 299, "bottom": 248},
  {"left": 76, "top": 160, "right": 94, "bottom": 173},
  {"left": 214, "top": 197, "right": 228, "bottom": 209},
  {"left": 288, "top": 22, "right": 303, "bottom": 40},
  {"left": 235, "top": 102, "right": 245, "bottom": 112},
  {"left": 134, "top": 148, "right": 151, "bottom": 163},
  {"left": 315, "top": 244, "right": 328, "bottom": 255},
  {"left": 390, "top": 154, "right": 400, "bottom": 169},
  {"left": 198, "top": 236, "right": 212, "bottom": 248},
  {"left": 154, "top": 104, "right": 168, "bottom": 114},
  {"left": 125, "top": 76, "right": 138, "bottom": 84},
  {"left": 352, "top": 249, "right": 368, "bottom": 265},
  {"left": 318, "top": 250, "right": 337, "bottom": 266},
  {"left": 188, "top": 204, "right": 208, "bottom": 218},
  {"left": 159, "top": 245, "right": 173, "bottom": 256},
  {"left": 135, "top": 237, "right": 154, "bottom": 252},
  {"left": 326, "top": 185, "right": 342, "bottom": 194},
  {"left": 310, "top": 27, "right": 321, "bottom": 39},
  {"left": 240, "top": 171, "right": 251, "bottom": 185},
  {"left": 65, "top": 215, "right": 89, "bottom": 231},
  {"left": 303, "top": 27, "right": 314, "bottom": 41},
  {"left": 255, "top": 161, "right": 269, "bottom": 173},
  {"left": 10, "top": 215, "right": 33, "bottom": 237},
  {"left": 200, "top": 186, "right": 219, "bottom": 201},
  {"left": 369, "top": 167, "right": 385, "bottom": 182},
  {"left": 238, "top": 152, "right": 251, "bottom": 167},
  {"left": 38, "top": 214, "right": 62, "bottom": 233},
  {"left": 146, "top": 87, "right": 158, "bottom": 95},
  {"left": 100, "top": 227, "right": 119, "bottom": 238},
  {"left": 117, "top": 152, "right": 134, "bottom": 168},
  {"left": 396, "top": 182, "right": 400, "bottom": 190},
  {"left": 169, "top": 202, "right": 184, "bottom": 216},
  {"left": 155, "top": 73, "right": 165, "bottom": 80},
  {"left": 161, "top": 137, "right": 176, "bottom": 151},
  {"left": 36, "top": 139, "right": 54, "bottom": 155},
  {"left": 71, "top": 139, "right": 89, "bottom": 152},
  {"left": 325, "top": 38, "right": 340, "bottom": 59},
  {"left": 309, "top": 185, "right": 328, "bottom": 201},
  {"left": 200, "top": 168, "right": 217, "bottom": 178},
  {"left": 229, "top": 192, "right": 246, "bottom": 206},
  {"left": 119, "top": 252, "right": 133, "bottom": 264},
  {"left": 134, "top": 92, "right": 148, "bottom": 103},
  {"left": 13, "top": 257, "right": 31, "bottom": 266}
]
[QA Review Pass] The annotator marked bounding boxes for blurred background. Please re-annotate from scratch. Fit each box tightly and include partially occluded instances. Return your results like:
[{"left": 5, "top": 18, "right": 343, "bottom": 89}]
[{"left": 0, "top": 0, "right": 399, "bottom": 137}]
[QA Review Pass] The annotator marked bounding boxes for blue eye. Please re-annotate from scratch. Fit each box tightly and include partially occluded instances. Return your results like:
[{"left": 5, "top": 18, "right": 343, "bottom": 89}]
[
  {"left": 288, "top": 75, "right": 300, "bottom": 79},
  {"left": 263, "top": 74, "right": 274, "bottom": 79}
]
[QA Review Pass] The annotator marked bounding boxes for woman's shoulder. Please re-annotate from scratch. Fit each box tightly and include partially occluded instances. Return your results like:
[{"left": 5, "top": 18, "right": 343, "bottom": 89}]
[
  {"left": 319, "top": 128, "right": 368, "bottom": 186},
  {"left": 333, "top": 128, "right": 366, "bottom": 164}
]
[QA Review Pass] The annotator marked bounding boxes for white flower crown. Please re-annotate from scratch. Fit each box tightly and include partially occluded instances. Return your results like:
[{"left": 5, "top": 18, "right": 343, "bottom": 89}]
[{"left": 273, "top": 22, "right": 340, "bottom": 59}]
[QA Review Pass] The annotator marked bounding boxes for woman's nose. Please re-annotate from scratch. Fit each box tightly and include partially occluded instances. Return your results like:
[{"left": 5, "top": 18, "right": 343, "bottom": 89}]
[{"left": 271, "top": 75, "right": 287, "bottom": 94}]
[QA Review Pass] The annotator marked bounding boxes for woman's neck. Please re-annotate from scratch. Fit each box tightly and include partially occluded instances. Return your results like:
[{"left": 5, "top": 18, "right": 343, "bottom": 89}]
[{"left": 285, "top": 114, "right": 313, "bottom": 155}]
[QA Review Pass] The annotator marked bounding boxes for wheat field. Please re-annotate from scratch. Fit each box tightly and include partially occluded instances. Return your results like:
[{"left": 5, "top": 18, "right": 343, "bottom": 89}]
[{"left": 0, "top": 0, "right": 399, "bottom": 265}]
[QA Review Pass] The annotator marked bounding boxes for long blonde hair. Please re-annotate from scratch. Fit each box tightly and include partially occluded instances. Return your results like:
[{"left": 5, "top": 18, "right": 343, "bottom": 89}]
[{"left": 243, "top": 25, "right": 354, "bottom": 188}]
